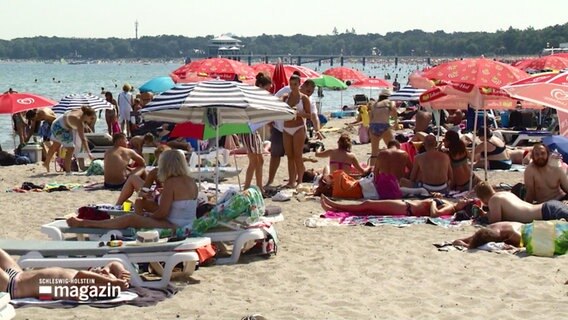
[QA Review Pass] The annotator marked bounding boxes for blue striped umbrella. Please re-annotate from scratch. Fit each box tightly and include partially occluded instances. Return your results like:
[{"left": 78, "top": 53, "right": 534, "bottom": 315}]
[
  {"left": 52, "top": 94, "right": 114, "bottom": 114},
  {"left": 389, "top": 85, "right": 426, "bottom": 102},
  {"left": 141, "top": 80, "right": 295, "bottom": 124}
]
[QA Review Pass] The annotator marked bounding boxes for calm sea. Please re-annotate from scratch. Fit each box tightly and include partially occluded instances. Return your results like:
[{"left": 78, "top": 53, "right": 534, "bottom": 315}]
[{"left": 0, "top": 60, "right": 427, "bottom": 148}]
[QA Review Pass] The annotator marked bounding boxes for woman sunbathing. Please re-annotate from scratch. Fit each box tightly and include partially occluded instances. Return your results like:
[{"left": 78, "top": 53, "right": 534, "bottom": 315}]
[
  {"left": 320, "top": 195, "right": 474, "bottom": 217},
  {"left": 68, "top": 149, "right": 199, "bottom": 229},
  {"left": 0, "top": 249, "right": 129, "bottom": 300},
  {"left": 452, "top": 221, "right": 524, "bottom": 249}
]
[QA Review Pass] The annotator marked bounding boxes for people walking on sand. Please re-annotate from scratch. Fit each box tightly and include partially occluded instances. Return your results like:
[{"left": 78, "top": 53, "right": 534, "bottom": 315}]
[
  {"left": 369, "top": 89, "right": 397, "bottom": 161},
  {"left": 43, "top": 106, "right": 97, "bottom": 173}
]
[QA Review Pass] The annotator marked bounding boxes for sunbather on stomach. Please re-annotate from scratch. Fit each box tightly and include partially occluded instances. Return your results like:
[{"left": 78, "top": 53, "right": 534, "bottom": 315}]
[
  {"left": 0, "top": 249, "right": 129, "bottom": 300},
  {"left": 68, "top": 150, "right": 198, "bottom": 230}
]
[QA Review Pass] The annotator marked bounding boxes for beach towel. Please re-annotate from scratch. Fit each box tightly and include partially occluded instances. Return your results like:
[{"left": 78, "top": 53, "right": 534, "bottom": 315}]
[
  {"left": 321, "top": 212, "right": 465, "bottom": 228},
  {"left": 433, "top": 241, "right": 520, "bottom": 254},
  {"left": 474, "top": 164, "right": 525, "bottom": 172}
]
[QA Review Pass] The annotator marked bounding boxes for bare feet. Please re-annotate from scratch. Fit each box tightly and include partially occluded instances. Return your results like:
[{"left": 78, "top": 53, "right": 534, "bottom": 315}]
[{"left": 66, "top": 216, "right": 83, "bottom": 227}]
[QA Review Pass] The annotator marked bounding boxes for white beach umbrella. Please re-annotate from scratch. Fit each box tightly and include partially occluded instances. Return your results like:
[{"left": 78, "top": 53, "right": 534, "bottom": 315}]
[{"left": 52, "top": 93, "right": 114, "bottom": 114}]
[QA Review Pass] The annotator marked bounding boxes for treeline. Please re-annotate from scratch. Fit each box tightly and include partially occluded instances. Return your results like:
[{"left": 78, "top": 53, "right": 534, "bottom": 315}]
[{"left": 1, "top": 23, "right": 567, "bottom": 60}]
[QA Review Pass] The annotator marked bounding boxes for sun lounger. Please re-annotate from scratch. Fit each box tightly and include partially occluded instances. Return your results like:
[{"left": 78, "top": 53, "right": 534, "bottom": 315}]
[
  {"left": 41, "top": 213, "right": 283, "bottom": 265},
  {"left": 499, "top": 130, "right": 552, "bottom": 147},
  {"left": 0, "top": 237, "right": 210, "bottom": 289}
]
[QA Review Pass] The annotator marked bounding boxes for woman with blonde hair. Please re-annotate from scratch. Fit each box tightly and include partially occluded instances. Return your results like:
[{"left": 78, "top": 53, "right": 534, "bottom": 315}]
[
  {"left": 43, "top": 106, "right": 97, "bottom": 173},
  {"left": 67, "top": 149, "right": 199, "bottom": 229}
]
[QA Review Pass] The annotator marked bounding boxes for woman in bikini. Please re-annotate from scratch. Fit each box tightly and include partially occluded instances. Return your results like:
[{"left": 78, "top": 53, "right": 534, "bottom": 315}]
[
  {"left": 282, "top": 74, "right": 311, "bottom": 188},
  {"left": 474, "top": 126, "right": 512, "bottom": 170},
  {"left": 443, "top": 130, "right": 480, "bottom": 191},
  {"left": 238, "top": 73, "right": 272, "bottom": 195},
  {"left": 369, "top": 89, "right": 398, "bottom": 160},
  {"left": 315, "top": 133, "right": 369, "bottom": 177},
  {"left": 320, "top": 194, "right": 473, "bottom": 217},
  {"left": 43, "top": 106, "right": 97, "bottom": 173}
]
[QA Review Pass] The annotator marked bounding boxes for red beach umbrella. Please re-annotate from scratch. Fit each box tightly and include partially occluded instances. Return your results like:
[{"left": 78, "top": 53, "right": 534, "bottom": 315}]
[
  {"left": 271, "top": 63, "right": 288, "bottom": 94},
  {"left": 323, "top": 67, "right": 366, "bottom": 82},
  {"left": 350, "top": 78, "right": 392, "bottom": 89},
  {"left": 251, "top": 63, "right": 275, "bottom": 76},
  {"left": 170, "top": 58, "right": 256, "bottom": 83},
  {"left": 514, "top": 55, "right": 568, "bottom": 72},
  {"left": 0, "top": 92, "right": 57, "bottom": 114},
  {"left": 502, "top": 71, "right": 568, "bottom": 113}
]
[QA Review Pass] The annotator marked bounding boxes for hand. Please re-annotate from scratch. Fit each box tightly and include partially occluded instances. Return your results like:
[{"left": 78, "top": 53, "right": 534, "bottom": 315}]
[
  {"left": 315, "top": 131, "right": 325, "bottom": 140},
  {"left": 88, "top": 152, "right": 94, "bottom": 160}
]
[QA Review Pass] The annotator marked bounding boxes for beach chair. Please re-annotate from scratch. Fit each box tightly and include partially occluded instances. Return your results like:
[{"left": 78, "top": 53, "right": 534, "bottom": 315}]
[
  {"left": 0, "top": 237, "right": 210, "bottom": 289},
  {"left": 499, "top": 130, "right": 552, "bottom": 147},
  {"left": 41, "top": 212, "right": 283, "bottom": 265},
  {"left": 75, "top": 133, "right": 113, "bottom": 159}
]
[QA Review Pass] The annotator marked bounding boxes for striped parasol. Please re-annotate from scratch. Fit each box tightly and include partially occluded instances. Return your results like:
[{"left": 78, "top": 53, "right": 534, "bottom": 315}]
[
  {"left": 389, "top": 85, "right": 426, "bottom": 101},
  {"left": 52, "top": 94, "right": 114, "bottom": 114},
  {"left": 141, "top": 80, "right": 295, "bottom": 124}
]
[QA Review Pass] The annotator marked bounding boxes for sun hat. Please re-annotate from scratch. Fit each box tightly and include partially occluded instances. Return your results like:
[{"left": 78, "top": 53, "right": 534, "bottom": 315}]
[{"left": 379, "top": 88, "right": 392, "bottom": 97}]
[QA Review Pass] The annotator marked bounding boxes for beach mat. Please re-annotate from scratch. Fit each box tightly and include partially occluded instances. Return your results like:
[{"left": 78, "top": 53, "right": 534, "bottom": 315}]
[
  {"left": 474, "top": 164, "right": 525, "bottom": 172},
  {"left": 320, "top": 212, "right": 465, "bottom": 228},
  {"left": 12, "top": 285, "right": 177, "bottom": 309}
]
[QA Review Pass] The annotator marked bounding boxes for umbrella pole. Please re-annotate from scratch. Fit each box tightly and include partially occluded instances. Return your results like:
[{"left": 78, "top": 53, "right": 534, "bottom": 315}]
[
  {"left": 197, "top": 140, "right": 201, "bottom": 191},
  {"left": 483, "top": 109, "right": 488, "bottom": 182},
  {"left": 468, "top": 106, "right": 479, "bottom": 191},
  {"left": 215, "top": 108, "right": 220, "bottom": 203}
]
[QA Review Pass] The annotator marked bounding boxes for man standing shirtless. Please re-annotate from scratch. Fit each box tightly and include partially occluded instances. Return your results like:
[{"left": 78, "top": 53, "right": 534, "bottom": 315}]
[
  {"left": 104, "top": 133, "right": 146, "bottom": 190},
  {"left": 524, "top": 143, "right": 568, "bottom": 203},
  {"left": 475, "top": 182, "right": 568, "bottom": 223}
]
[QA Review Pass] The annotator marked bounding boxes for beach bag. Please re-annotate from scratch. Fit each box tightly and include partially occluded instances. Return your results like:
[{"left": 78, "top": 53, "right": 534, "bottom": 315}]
[
  {"left": 359, "top": 173, "right": 379, "bottom": 199},
  {"left": 374, "top": 172, "right": 402, "bottom": 200},
  {"left": 77, "top": 206, "right": 111, "bottom": 221},
  {"left": 331, "top": 170, "right": 363, "bottom": 199},
  {"left": 358, "top": 125, "right": 370, "bottom": 144},
  {"left": 521, "top": 220, "right": 568, "bottom": 257},
  {"left": 86, "top": 159, "right": 104, "bottom": 176}
]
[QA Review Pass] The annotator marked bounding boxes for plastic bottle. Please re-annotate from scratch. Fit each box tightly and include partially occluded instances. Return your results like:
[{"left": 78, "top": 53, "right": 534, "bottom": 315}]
[{"left": 549, "top": 149, "right": 562, "bottom": 168}]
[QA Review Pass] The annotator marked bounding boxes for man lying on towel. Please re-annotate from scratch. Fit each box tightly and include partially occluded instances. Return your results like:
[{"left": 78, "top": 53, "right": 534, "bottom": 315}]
[
  {"left": 104, "top": 133, "right": 146, "bottom": 190},
  {"left": 474, "top": 182, "right": 568, "bottom": 223},
  {"left": 320, "top": 195, "right": 474, "bottom": 217},
  {"left": 0, "top": 249, "right": 130, "bottom": 300}
]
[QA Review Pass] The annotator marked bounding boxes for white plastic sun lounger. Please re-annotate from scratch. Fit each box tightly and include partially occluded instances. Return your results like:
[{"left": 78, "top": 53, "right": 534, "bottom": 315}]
[
  {"left": 41, "top": 214, "right": 283, "bottom": 265},
  {"left": 0, "top": 237, "right": 210, "bottom": 289}
]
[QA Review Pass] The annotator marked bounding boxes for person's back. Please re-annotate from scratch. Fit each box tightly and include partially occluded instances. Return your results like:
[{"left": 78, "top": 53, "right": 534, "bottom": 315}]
[
  {"left": 415, "top": 108, "right": 432, "bottom": 133},
  {"left": 370, "top": 99, "right": 392, "bottom": 124},
  {"left": 411, "top": 135, "right": 451, "bottom": 187},
  {"left": 375, "top": 147, "right": 410, "bottom": 180},
  {"left": 489, "top": 192, "right": 542, "bottom": 223},
  {"left": 104, "top": 145, "right": 132, "bottom": 184}
]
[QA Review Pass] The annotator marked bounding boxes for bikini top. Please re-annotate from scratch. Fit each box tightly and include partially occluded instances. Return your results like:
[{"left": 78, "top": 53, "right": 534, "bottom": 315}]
[
  {"left": 451, "top": 154, "right": 468, "bottom": 167},
  {"left": 330, "top": 160, "right": 353, "bottom": 170},
  {"left": 485, "top": 142, "right": 506, "bottom": 156}
]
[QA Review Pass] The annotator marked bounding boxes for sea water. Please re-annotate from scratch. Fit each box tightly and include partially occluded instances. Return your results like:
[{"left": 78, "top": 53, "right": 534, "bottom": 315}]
[{"left": 0, "top": 60, "right": 428, "bottom": 148}]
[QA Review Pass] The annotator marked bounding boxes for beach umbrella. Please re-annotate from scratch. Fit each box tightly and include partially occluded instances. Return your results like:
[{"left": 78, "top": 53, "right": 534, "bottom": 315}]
[
  {"left": 170, "top": 121, "right": 252, "bottom": 140},
  {"left": 139, "top": 76, "right": 175, "bottom": 93},
  {"left": 513, "top": 55, "right": 568, "bottom": 72},
  {"left": 170, "top": 58, "right": 256, "bottom": 83},
  {"left": 0, "top": 93, "right": 57, "bottom": 114},
  {"left": 310, "top": 75, "right": 348, "bottom": 90},
  {"left": 141, "top": 81, "right": 295, "bottom": 124},
  {"left": 502, "top": 71, "right": 568, "bottom": 113},
  {"left": 410, "top": 57, "right": 530, "bottom": 188},
  {"left": 271, "top": 62, "right": 288, "bottom": 94},
  {"left": 141, "top": 80, "right": 295, "bottom": 199},
  {"left": 251, "top": 63, "right": 275, "bottom": 75},
  {"left": 350, "top": 77, "right": 392, "bottom": 97},
  {"left": 285, "top": 65, "right": 320, "bottom": 79},
  {"left": 52, "top": 94, "right": 114, "bottom": 115},
  {"left": 389, "top": 85, "right": 426, "bottom": 101},
  {"left": 323, "top": 67, "right": 366, "bottom": 82}
]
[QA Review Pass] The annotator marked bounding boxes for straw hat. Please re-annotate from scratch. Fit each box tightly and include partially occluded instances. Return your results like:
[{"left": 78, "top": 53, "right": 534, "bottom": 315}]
[{"left": 379, "top": 88, "right": 392, "bottom": 97}]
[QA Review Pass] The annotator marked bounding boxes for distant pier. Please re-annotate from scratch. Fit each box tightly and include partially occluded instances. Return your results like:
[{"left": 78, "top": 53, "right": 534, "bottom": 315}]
[{"left": 215, "top": 54, "right": 432, "bottom": 67}]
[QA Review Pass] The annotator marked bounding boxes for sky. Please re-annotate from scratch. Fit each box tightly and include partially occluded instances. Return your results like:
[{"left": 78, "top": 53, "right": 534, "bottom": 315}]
[{"left": 0, "top": 0, "right": 566, "bottom": 40}]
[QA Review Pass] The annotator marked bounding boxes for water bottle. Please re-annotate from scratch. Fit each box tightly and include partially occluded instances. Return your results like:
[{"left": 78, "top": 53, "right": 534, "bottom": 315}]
[{"left": 549, "top": 149, "right": 562, "bottom": 168}]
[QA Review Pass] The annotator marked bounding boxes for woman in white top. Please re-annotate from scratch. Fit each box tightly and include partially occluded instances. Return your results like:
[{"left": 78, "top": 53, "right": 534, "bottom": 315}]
[
  {"left": 282, "top": 74, "right": 311, "bottom": 188},
  {"left": 117, "top": 83, "right": 133, "bottom": 137},
  {"left": 67, "top": 149, "right": 199, "bottom": 229}
]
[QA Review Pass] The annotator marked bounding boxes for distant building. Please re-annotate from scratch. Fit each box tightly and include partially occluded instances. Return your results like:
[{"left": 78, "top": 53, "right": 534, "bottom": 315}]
[
  {"left": 207, "top": 35, "right": 242, "bottom": 57},
  {"left": 542, "top": 43, "right": 568, "bottom": 55}
]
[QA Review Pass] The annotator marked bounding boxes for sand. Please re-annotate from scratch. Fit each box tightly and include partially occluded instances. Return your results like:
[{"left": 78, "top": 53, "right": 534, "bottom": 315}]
[{"left": 1, "top": 118, "right": 568, "bottom": 320}]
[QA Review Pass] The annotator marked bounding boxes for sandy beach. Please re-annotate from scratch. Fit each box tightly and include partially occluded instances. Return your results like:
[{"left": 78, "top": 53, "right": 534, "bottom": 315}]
[{"left": 1, "top": 118, "right": 568, "bottom": 320}]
